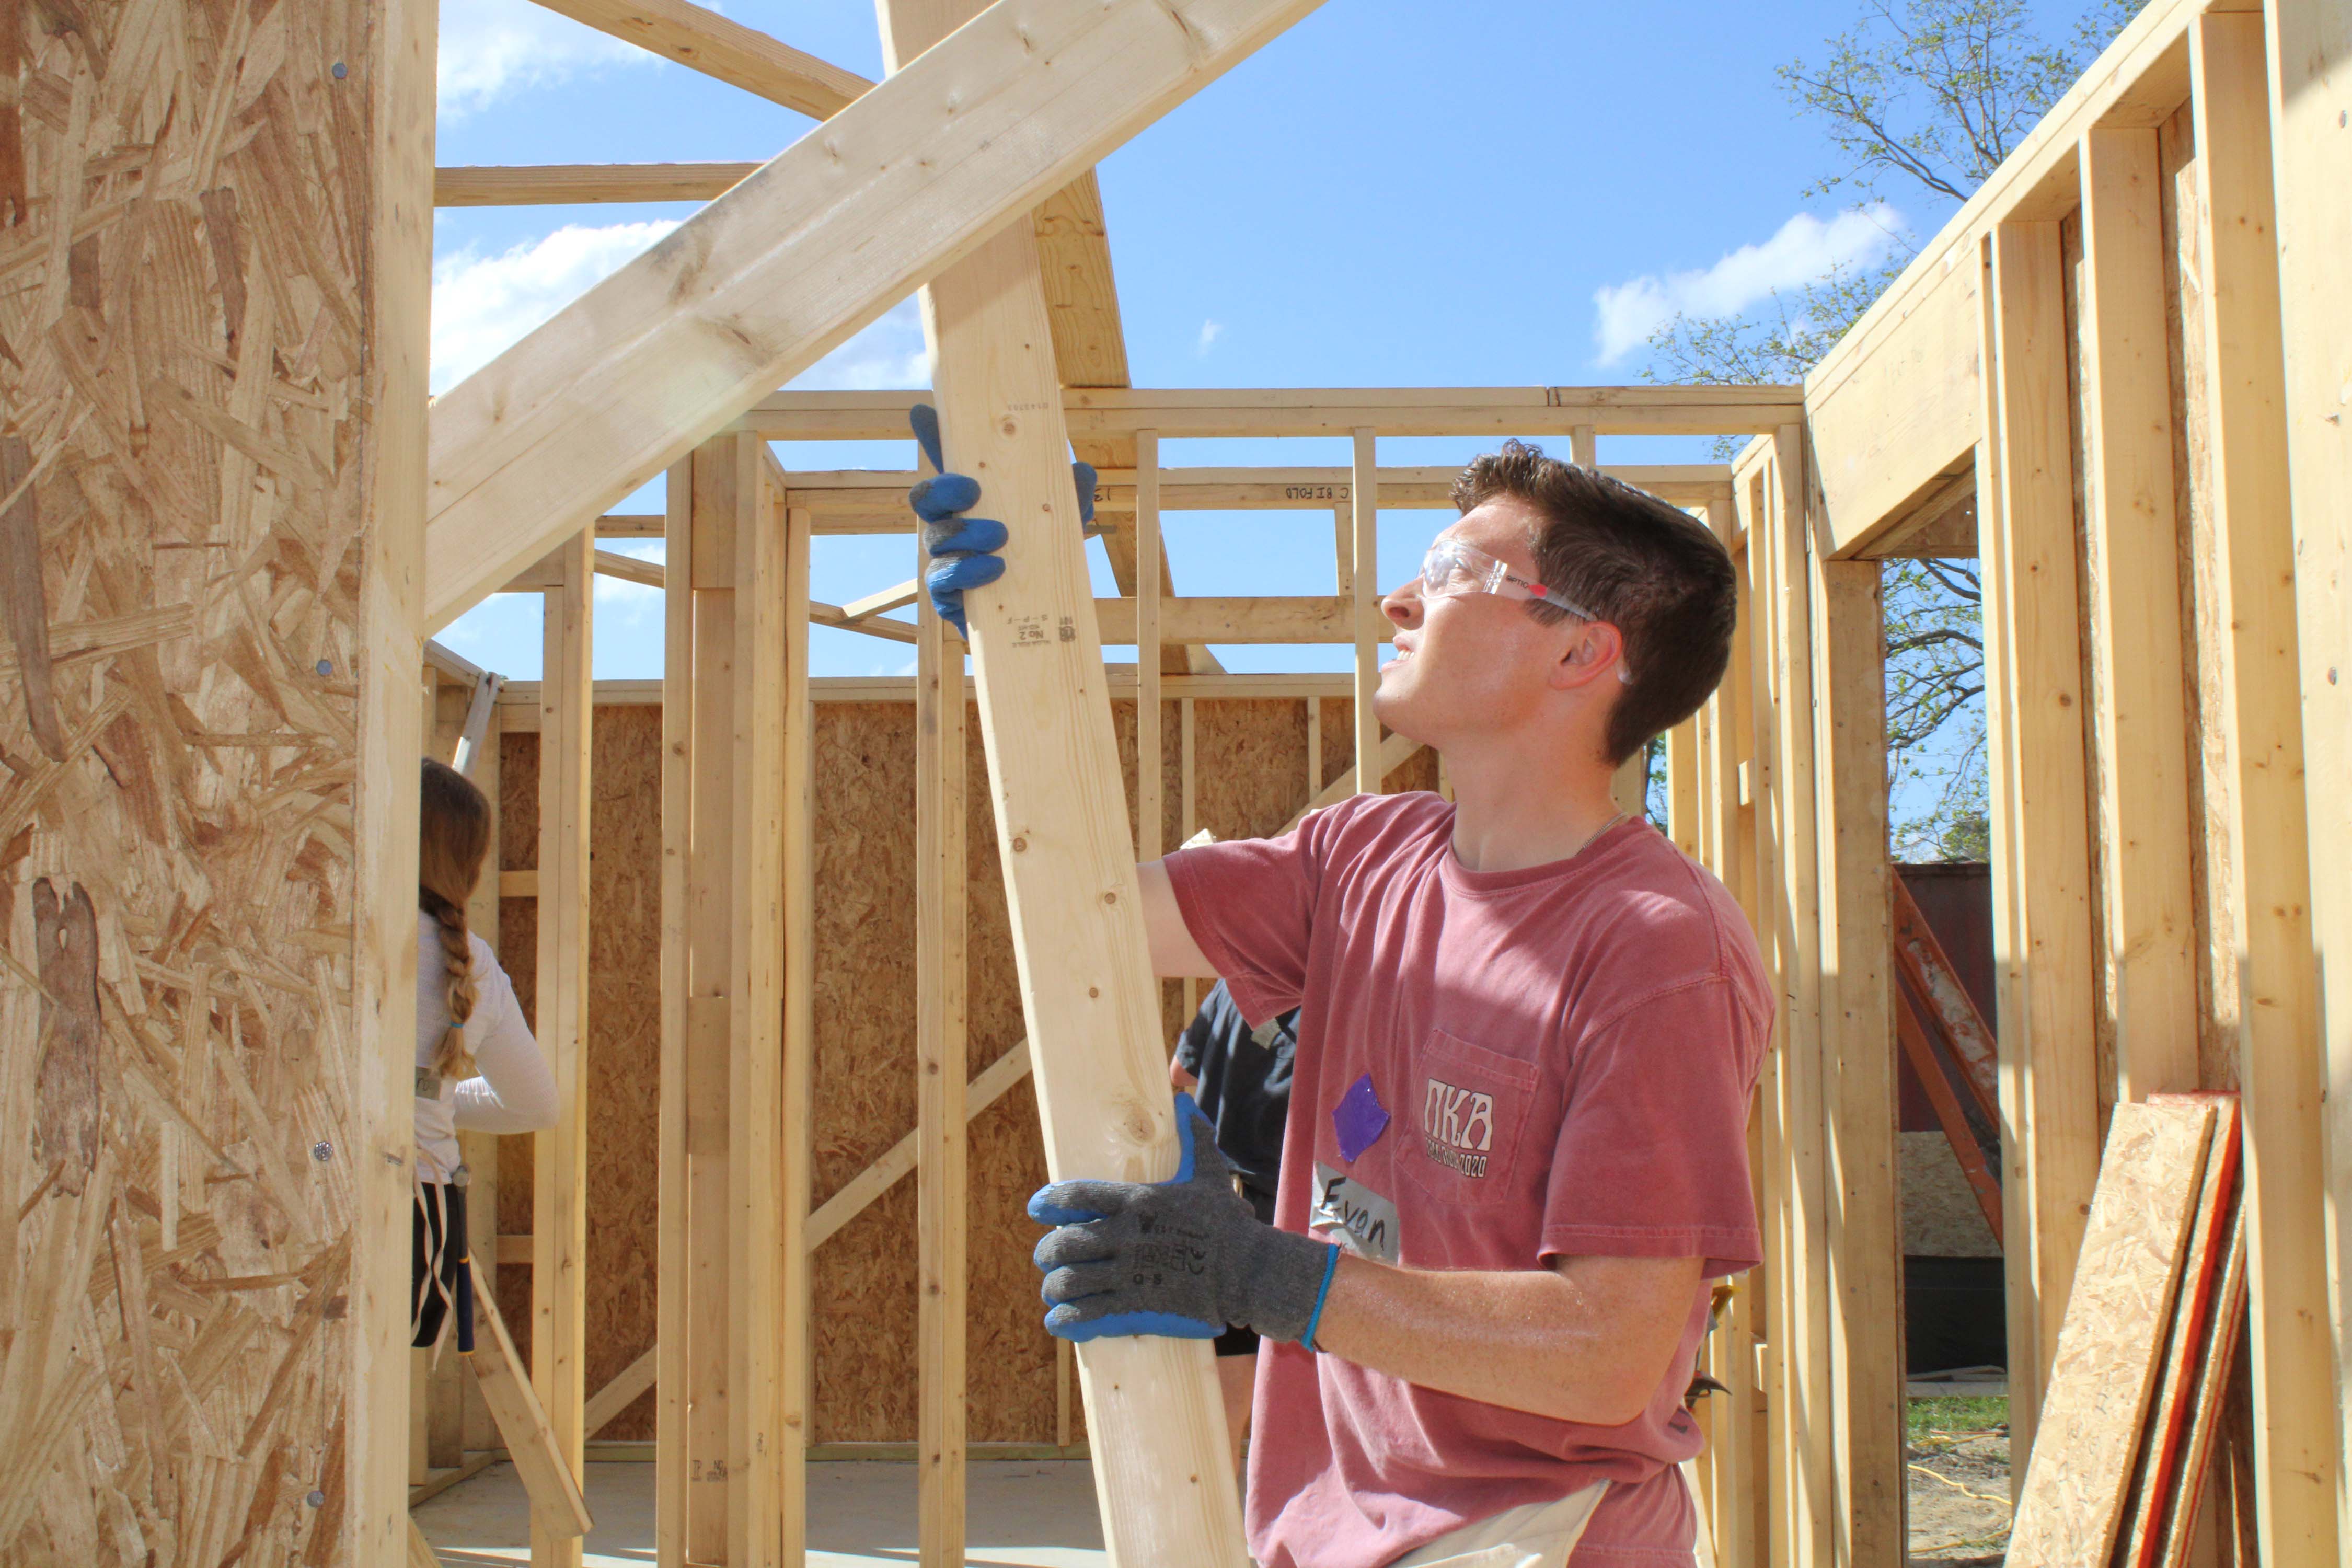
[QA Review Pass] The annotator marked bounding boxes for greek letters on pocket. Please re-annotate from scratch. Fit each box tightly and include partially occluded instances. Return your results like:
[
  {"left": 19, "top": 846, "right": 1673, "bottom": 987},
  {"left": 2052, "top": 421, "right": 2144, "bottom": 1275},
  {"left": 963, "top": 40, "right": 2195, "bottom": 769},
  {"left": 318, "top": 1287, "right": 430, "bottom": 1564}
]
[{"left": 1402, "top": 1029, "right": 1540, "bottom": 1207}]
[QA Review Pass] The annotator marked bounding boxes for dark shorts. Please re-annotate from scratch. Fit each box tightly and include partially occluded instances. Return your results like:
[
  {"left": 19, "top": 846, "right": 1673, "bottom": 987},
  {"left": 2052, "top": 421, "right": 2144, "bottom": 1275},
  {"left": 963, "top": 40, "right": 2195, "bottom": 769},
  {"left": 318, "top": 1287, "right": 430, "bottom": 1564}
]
[{"left": 411, "top": 1180, "right": 475, "bottom": 1352}]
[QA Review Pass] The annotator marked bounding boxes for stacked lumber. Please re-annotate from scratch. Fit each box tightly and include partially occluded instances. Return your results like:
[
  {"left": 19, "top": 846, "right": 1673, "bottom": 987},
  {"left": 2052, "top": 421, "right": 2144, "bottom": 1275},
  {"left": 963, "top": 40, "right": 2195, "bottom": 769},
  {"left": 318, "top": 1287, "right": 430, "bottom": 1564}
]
[{"left": 2007, "top": 1094, "right": 2246, "bottom": 1567}]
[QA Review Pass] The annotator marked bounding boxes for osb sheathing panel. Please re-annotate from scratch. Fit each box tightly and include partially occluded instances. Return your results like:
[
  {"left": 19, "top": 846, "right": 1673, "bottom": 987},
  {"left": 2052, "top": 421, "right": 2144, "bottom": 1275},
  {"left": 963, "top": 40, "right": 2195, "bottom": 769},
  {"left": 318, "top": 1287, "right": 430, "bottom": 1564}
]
[
  {"left": 493, "top": 696, "right": 1400, "bottom": 1441},
  {"left": 0, "top": 3, "right": 418, "bottom": 1562}
]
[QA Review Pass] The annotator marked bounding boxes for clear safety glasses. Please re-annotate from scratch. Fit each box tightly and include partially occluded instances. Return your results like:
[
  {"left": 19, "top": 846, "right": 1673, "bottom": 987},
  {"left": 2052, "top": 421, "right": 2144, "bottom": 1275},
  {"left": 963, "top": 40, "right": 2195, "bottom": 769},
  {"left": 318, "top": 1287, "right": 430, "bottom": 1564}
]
[
  {"left": 1416, "top": 537, "right": 1599, "bottom": 622},
  {"left": 1412, "top": 536, "right": 1631, "bottom": 683}
]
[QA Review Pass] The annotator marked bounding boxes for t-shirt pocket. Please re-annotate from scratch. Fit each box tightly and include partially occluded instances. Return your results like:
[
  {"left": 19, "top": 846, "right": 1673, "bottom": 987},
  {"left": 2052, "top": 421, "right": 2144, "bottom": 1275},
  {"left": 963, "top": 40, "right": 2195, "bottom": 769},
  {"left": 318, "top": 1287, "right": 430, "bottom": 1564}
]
[{"left": 1402, "top": 1029, "right": 1541, "bottom": 1207}]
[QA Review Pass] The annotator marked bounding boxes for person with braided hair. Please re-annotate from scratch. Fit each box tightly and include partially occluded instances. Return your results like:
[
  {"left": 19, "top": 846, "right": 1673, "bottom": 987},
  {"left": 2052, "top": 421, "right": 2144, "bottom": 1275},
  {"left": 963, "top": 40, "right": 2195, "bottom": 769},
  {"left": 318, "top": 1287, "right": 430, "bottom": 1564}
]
[{"left": 413, "top": 757, "right": 559, "bottom": 1352}]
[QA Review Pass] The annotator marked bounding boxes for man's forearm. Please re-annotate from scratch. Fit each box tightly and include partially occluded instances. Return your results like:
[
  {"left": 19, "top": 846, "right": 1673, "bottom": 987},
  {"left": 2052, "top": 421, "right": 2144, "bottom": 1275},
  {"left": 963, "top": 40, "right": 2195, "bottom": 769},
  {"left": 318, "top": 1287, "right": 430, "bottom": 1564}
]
[{"left": 1311, "top": 1252, "right": 1702, "bottom": 1426}]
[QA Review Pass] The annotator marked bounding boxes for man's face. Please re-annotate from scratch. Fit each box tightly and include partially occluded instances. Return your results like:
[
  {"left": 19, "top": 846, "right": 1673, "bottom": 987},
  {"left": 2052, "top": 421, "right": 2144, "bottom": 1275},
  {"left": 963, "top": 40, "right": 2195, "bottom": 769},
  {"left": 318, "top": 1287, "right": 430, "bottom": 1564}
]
[{"left": 1373, "top": 499, "right": 1602, "bottom": 749}]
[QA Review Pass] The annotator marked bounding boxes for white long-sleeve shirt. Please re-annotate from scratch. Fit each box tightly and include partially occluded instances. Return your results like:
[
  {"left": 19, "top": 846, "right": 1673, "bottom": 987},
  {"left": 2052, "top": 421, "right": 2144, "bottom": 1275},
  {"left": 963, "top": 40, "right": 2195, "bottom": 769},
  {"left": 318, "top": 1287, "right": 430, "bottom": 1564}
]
[{"left": 414, "top": 910, "right": 559, "bottom": 1182}]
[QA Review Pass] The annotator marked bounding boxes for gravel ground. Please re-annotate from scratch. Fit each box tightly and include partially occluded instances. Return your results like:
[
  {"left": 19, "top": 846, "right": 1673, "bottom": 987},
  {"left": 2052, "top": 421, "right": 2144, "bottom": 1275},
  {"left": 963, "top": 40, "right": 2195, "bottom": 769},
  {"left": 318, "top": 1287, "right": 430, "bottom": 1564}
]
[{"left": 1906, "top": 1397, "right": 2011, "bottom": 1565}]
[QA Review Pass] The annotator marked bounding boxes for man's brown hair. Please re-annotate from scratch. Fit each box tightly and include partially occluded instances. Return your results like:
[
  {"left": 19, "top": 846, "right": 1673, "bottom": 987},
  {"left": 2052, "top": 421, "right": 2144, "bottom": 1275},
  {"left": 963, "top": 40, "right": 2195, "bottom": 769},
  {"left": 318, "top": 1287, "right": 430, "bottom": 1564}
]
[{"left": 1452, "top": 439, "right": 1736, "bottom": 766}]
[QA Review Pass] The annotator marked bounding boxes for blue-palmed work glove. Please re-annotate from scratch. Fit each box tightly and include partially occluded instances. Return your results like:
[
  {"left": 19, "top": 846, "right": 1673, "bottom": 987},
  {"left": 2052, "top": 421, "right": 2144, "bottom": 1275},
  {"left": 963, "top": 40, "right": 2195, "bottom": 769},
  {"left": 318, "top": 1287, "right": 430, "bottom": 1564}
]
[
  {"left": 906, "top": 403, "right": 1098, "bottom": 636},
  {"left": 1029, "top": 1093, "right": 1341, "bottom": 1347}
]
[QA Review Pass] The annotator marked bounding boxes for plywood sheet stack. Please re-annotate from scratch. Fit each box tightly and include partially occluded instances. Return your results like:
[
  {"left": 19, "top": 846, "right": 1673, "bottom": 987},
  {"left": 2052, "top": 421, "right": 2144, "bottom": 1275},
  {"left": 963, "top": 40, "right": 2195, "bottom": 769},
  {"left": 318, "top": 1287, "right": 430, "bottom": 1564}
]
[{"left": 2007, "top": 1093, "right": 2246, "bottom": 1568}]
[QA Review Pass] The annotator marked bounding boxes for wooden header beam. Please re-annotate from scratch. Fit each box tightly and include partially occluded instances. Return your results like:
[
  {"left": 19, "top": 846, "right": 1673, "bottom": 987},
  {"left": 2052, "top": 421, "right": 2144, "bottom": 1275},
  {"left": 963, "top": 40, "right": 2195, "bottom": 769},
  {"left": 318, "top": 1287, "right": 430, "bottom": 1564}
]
[
  {"left": 423, "top": 0, "right": 1330, "bottom": 634},
  {"left": 740, "top": 386, "right": 1803, "bottom": 440},
  {"left": 768, "top": 462, "right": 1733, "bottom": 514},
  {"left": 493, "top": 670, "right": 1391, "bottom": 720}
]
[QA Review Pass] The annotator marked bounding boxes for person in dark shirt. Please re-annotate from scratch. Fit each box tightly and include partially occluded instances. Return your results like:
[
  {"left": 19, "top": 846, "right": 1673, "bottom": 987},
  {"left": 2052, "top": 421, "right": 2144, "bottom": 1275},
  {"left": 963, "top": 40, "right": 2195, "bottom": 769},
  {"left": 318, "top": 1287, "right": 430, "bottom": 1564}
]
[{"left": 1169, "top": 979, "right": 1298, "bottom": 1467}]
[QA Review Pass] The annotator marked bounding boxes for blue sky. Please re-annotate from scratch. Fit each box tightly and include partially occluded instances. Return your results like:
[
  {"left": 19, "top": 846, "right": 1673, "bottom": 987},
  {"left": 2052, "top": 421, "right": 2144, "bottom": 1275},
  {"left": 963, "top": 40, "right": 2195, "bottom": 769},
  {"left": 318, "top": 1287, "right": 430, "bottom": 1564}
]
[{"left": 428, "top": 0, "right": 2031, "bottom": 681}]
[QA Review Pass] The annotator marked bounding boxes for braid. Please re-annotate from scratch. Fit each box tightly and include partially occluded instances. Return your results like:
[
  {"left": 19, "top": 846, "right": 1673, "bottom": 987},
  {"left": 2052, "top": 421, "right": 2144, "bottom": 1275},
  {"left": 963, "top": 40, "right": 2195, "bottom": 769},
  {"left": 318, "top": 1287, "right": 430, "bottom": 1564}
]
[{"left": 426, "top": 895, "right": 480, "bottom": 1080}]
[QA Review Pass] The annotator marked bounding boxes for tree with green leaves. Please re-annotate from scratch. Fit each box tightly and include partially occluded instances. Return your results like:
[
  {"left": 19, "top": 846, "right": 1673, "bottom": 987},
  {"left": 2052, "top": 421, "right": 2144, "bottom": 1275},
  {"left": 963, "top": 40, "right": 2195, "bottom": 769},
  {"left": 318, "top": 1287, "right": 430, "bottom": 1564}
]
[{"left": 1641, "top": 0, "right": 2146, "bottom": 858}]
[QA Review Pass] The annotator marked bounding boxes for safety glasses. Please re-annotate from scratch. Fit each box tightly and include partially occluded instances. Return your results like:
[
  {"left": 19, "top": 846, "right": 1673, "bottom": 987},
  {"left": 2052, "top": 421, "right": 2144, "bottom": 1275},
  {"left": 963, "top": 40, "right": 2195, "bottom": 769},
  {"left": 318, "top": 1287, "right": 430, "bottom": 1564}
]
[{"left": 1416, "top": 537, "right": 1599, "bottom": 622}]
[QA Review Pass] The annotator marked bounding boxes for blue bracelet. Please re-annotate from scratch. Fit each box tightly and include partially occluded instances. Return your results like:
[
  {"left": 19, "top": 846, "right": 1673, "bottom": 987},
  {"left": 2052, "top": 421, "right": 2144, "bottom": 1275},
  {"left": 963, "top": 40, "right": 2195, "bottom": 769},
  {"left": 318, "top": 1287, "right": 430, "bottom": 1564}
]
[{"left": 1297, "top": 1243, "right": 1341, "bottom": 1352}]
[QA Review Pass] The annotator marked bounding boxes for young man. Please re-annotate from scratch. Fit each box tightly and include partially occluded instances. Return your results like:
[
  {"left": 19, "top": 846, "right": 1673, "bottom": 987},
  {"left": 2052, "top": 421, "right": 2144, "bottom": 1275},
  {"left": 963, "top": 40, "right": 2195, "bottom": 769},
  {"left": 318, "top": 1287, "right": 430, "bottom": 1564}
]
[{"left": 915, "top": 429, "right": 1768, "bottom": 1567}]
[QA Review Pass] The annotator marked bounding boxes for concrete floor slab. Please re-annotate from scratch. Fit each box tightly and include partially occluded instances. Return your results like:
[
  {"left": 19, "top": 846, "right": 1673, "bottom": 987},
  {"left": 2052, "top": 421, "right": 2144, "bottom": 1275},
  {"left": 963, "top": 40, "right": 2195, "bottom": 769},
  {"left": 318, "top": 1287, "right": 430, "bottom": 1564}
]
[{"left": 415, "top": 1460, "right": 1108, "bottom": 1567}]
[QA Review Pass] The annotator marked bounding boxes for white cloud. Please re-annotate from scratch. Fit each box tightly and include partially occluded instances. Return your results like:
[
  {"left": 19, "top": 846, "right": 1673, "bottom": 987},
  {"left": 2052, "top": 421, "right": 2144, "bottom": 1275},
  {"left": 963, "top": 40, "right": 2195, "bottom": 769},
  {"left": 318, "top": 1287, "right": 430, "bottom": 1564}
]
[
  {"left": 431, "top": 222, "right": 679, "bottom": 393},
  {"left": 1590, "top": 204, "right": 1903, "bottom": 365},
  {"left": 1196, "top": 319, "right": 1224, "bottom": 356},
  {"left": 437, "top": 0, "right": 649, "bottom": 117},
  {"left": 783, "top": 298, "right": 934, "bottom": 391},
  {"left": 431, "top": 237, "right": 933, "bottom": 398}
]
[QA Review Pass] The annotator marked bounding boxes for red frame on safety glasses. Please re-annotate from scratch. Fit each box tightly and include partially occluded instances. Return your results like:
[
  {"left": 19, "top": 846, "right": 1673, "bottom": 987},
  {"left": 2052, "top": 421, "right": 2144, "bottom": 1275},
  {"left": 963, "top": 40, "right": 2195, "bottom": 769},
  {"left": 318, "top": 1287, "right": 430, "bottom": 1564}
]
[{"left": 1416, "top": 536, "right": 1599, "bottom": 622}]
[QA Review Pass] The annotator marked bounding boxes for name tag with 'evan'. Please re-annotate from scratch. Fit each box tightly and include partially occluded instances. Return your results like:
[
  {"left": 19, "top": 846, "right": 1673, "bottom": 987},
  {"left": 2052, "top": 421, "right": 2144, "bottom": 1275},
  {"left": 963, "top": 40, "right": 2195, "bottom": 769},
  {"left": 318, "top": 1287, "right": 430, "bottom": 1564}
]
[{"left": 1310, "top": 1161, "right": 1400, "bottom": 1264}]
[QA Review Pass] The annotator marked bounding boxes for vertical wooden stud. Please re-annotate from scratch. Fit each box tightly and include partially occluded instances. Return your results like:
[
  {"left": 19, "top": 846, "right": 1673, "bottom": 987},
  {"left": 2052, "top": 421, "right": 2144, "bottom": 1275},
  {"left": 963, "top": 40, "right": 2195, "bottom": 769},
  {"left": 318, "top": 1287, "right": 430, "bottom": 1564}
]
[
  {"left": 656, "top": 457, "right": 696, "bottom": 1568},
  {"left": 1136, "top": 431, "right": 1163, "bottom": 861},
  {"left": 1695, "top": 486, "right": 1761, "bottom": 1568},
  {"left": 1352, "top": 429, "right": 1381, "bottom": 795},
  {"left": 1333, "top": 502, "right": 1354, "bottom": 602},
  {"left": 1305, "top": 696, "right": 1323, "bottom": 795},
  {"left": 1765, "top": 431, "right": 1834, "bottom": 1565},
  {"left": 462, "top": 708, "right": 506, "bottom": 1460},
  {"left": 411, "top": 1347, "right": 432, "bottom": 1486},
  {"left": 1980, "top": 222, "right": 2099, "bottom": 1463},
  {"left": 1181, "top": 695, "right": 1200, "bottom": 1017},
  {"left": 1666, "top": 719, "right": 1701, "bottom": 858},
  {"left": 2079, "top": 126, "right": 2199, "bottom": 1099},
  {"left": 422, "top": 677, "right": 481, "bottom": 1472},
  {"left": 368, "top": 2, "right": 440, "bottom": 1552},
  {"left": 728, "top": 440, "right": 786, "bottom": 1568},
  {"left": 1730, "top": 496, "right": 1769, "bottom": 1568},
  {"left": 780, "top": 493, "right": 816, "bottom": 1561},
  {"left": 2259, "top": 0, "right": 2352, "bottom": 1516},
  {"left": 1813, "top": 550, "right": 1904, "bottom": 1566},
  {"left": 1738, "top": 578, "right": 1771, "bottom": 1567},
  {"left": 1056, "top": 1340, "right": 1075, "bottom": 1450},
  {"left": 917, "top": 492, "right": 971, "bottom": 1566},
  {"left": 675, "top": 440, "right": 742, "bottom": 1564},
  {"left": 1733, "top": 462, "right": 1791, "bottom": 1568},
  {"left": 2189, "top": 17, "right": 2340, "bottom": 1556},
  {"left": 533, "top": 529, "right": 595, "bottom": 1568}
]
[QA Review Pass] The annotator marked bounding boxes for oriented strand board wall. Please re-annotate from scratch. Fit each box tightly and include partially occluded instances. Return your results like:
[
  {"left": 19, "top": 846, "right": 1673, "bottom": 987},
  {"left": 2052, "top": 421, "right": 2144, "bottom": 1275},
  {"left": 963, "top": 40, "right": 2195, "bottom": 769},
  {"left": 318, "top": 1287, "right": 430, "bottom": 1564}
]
[
  {"left": 494, "top": 694, "right": 1428, "bottom": 1442},
  {"left": 0, "top": 1, "right": 429, "bottom": 1560}
]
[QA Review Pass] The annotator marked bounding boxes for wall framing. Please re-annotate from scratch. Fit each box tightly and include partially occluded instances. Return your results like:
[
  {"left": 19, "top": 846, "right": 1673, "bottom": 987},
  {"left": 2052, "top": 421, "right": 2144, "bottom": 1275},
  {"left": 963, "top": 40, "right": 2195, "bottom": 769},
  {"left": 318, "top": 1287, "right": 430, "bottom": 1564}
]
[{"left": 15, "top": 0, "right": 2352, "bottom": 1561}]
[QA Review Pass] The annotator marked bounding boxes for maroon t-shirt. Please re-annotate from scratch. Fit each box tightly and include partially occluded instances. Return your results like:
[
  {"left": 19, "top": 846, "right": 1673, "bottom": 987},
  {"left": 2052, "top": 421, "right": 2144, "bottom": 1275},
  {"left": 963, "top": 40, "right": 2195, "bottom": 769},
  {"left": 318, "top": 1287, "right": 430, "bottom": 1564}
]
[{"left": 1163, "top": 793, "right": 1770, "bottom": 1567}]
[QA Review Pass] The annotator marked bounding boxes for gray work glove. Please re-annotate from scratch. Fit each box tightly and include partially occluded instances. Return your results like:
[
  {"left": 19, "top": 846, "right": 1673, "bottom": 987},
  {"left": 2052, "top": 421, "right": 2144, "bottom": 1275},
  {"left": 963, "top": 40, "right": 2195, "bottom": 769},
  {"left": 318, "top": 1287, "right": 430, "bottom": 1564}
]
[{"left": 1028, "top": 1093, "right": 1340, "bottom": 1346}]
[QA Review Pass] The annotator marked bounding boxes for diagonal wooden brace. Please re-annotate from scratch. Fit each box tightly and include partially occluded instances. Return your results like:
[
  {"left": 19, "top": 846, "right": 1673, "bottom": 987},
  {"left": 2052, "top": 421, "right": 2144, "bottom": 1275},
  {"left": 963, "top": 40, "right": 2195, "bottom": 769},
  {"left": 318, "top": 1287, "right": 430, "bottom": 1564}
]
[
  {"left": 921, "top": 219, "right": 1252, "bottom": 1566},
  {"left": 887, "top": 3, "right": 1266, "bottom": 1550}
]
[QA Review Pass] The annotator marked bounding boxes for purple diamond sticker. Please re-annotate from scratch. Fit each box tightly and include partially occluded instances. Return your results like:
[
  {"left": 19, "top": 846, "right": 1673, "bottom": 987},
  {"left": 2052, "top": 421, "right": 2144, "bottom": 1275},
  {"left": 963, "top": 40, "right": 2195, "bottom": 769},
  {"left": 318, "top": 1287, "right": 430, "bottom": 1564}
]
[{"left": 1331, "top": 1074, "right": 1389, "bottom": 1164}]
